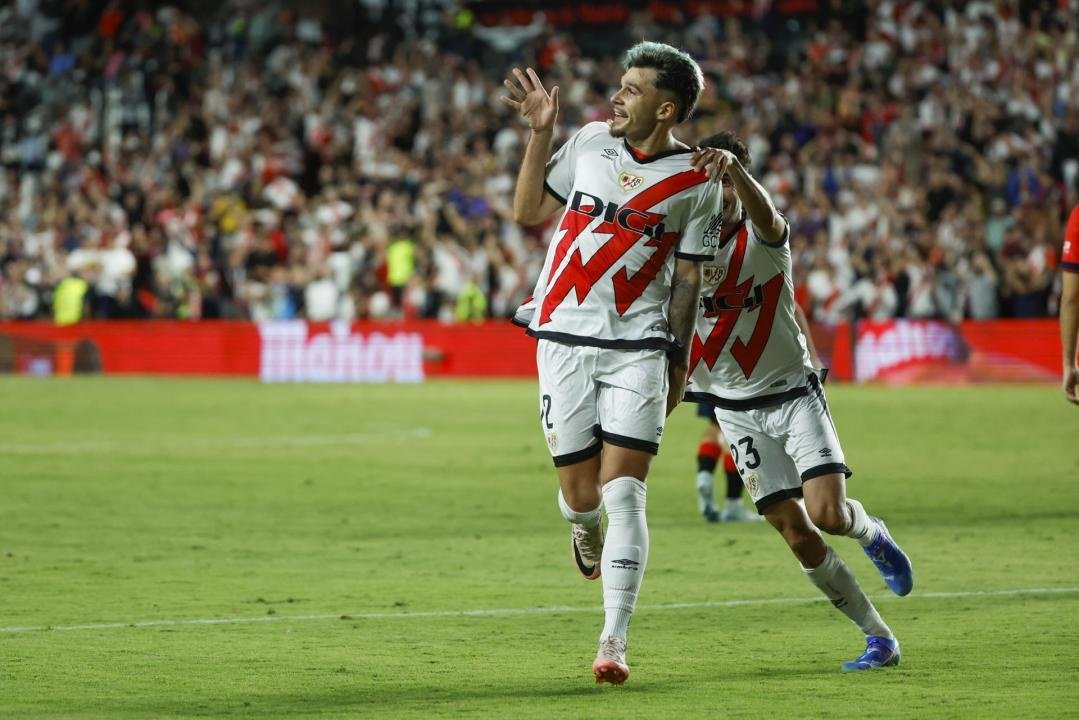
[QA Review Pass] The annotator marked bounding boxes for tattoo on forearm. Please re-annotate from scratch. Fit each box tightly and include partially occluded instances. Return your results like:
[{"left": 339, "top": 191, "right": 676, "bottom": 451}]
[{"left": 668, "top": 272, "right": 701, "bottom": 366}]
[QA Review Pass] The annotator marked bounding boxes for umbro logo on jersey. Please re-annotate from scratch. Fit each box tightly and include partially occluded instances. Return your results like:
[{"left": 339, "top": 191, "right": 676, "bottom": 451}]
[
  {"left": 610, "top": 558, "right": 640, "bottom": 570},
  {"left": 819, "top": 448, "right": 832, "bottom": 457},
  {"left": 603, "top": 148, "right": 619, "bottom": 159},
  {"left": 618, "top": 172, "right": 644, "bottom": 191}
]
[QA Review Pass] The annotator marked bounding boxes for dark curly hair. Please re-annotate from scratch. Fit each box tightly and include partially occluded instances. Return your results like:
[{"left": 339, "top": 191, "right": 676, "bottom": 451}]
[
  {"left": 622, "top": 41, "right": 704, "bottom": 124},
  {"left": 697, "top": 130, "right": 752, "bottom": 169}
]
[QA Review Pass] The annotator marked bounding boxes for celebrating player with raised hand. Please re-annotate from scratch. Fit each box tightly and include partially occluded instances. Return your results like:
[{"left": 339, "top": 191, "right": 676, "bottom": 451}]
[
  {"left": 686, "top": 131, "right": 914, "bottom": 671},
  {"left": 501, "top": 42, "right": 722, "bottom": 685}
]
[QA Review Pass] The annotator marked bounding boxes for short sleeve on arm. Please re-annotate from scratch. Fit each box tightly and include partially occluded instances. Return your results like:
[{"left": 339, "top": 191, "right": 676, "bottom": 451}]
[
  {"left": 675, "top": 185, "right": 721, "bottom": 262},
  {"left": 748, "top": 212, "right": 790, "bottom": 249},
  {"left": 544, "top": 122, "right": 607, "bottom": 205},
  {"left": 1064, "top": 205, "right": 1079, "bottom": 273}
]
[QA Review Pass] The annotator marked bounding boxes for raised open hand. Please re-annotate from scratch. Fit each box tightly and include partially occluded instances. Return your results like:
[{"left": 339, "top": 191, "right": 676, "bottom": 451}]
[{"left": 500, "top": 67, "right": 559, "bottom": 133}]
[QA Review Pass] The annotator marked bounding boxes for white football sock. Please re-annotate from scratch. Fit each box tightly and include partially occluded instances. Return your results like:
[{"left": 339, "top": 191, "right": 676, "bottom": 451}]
[
  {"left": 696, "top": 471, "right": 716, "bottom": 512},
  {"left": 557, "top": 488, "right": 601, "bottom": 528},
  {"left": 599, "top": 476, "right": 648, "bottom": 642},
  {"left": 803, "top": 546, "right": 893, "bottom": 638},
  {"left": 845, "top": 498, "right": 876, "bottom": 547}
]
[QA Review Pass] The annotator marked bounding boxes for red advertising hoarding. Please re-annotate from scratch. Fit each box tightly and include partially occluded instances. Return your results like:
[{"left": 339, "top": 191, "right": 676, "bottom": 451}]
[
  {"left": 0, "top": 318, "right": 1064, "bottom": 384},
  {"left": 0, "top": 320, "right": 538, "bottom": 380},
  {"left": 829, "top": 319, "right": 1060, "bottom": 383}
]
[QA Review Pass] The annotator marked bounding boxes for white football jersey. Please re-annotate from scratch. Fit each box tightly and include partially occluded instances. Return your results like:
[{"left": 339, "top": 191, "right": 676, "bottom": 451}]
[
  {"left": 685, "top": 216, "right": 812, "bottom": 408},
  {"left": 514, "top": 122, "right": 722, "bottom": 352}
]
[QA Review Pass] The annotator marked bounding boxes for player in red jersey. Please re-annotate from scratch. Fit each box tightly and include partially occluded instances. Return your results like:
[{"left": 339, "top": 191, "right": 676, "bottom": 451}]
[
  {"left": 1060, "top": 204, "right": 1079, "bottom": 404},
  {"left": 687, "top": 131, "right": 913, "bottom": 671},
  {"left": 501, "top": 42, "right": 723, "bottom": 684}
]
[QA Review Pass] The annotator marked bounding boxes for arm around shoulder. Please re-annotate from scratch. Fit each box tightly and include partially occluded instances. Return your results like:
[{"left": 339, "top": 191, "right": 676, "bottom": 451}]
[{"left": 727, "top": 160, "right": 787, "bottom": 246}]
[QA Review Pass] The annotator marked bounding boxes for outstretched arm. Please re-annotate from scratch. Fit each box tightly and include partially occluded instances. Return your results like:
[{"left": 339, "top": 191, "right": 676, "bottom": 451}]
[
  {"left": 692, "top": 148, "right": 787, "bottom": 245},
  {"left": 500, "top": 67, "right": 564, "bottom": 226},
  {"left": 666, "top": 258, "right": 703, "bottom": 416}
]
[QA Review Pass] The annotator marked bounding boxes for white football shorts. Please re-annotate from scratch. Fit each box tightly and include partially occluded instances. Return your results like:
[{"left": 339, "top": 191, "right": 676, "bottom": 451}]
[
  {"left": 712, "top": 374, "right": 851, "bottom": 512},
  {"left": 536, "top": 339, "right": 669, "bottom": 466}
]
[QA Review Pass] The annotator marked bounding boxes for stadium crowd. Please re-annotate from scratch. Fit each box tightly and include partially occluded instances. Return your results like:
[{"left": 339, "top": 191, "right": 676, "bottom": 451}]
[{"left": 0, "top": 0, "right": 1076, "bottom": 324}]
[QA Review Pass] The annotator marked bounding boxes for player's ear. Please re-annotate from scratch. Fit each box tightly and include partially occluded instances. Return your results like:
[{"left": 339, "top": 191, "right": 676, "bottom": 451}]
[{"left": 656, "top": 100, "right": 676, "bottom": 122}]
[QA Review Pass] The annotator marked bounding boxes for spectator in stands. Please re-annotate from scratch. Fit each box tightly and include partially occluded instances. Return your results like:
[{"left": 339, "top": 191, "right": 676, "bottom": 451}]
[{"left": 0, "top": 1, "right": 1075, "bottom": 326}]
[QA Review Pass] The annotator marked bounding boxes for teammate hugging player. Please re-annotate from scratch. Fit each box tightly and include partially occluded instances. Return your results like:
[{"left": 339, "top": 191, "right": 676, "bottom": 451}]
[
  {"left": 501, "top": 42, "right": 722, "bottom": 685},
  {"left": 686, "top": 131, "right": 915, "bottom": 671}
]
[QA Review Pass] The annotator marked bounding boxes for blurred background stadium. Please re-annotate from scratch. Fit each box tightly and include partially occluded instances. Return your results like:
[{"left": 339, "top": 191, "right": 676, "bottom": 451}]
[
  {"left": 0, "top": 0, "right": 1074, "bottom": 328},
  {"left": 1, "top": 0, "right": 1075, "bottom": 383}
]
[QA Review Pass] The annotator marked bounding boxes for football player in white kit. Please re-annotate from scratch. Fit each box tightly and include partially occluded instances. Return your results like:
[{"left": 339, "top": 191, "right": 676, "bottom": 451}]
[
  {"left": 686, "top": 131, "right": 914, "bottom": 671},
  {"left": 500, "top": 42, "right": 723, "bottom": 684}
]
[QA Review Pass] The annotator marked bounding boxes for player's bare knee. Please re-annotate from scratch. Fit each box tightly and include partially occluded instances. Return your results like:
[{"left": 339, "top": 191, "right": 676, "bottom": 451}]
[
  {"left": 599, "top": 446, "right": 652, "bottom": 484},
  {"left": 802, "top": 473, "right": 849, "bottom": 534},
  {"left": 809, "top": 503, "right": 849, "bottom": 535},
  {"left": 561, "top": 484, "right": 601, "bottom": 512},
  {"left": 763, "top": 500, "right": 807, "bottom": 535},
  {"left": 556, "top": 456, "right": 602, "bottom": 511}
]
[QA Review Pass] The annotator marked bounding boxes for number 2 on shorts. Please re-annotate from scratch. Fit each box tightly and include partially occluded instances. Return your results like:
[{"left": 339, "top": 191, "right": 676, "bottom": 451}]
[{"left": 541, "top": 394, "right": 554, "bottom": 430}]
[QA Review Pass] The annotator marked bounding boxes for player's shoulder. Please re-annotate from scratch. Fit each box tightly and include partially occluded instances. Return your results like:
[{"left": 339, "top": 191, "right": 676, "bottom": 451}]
[
  {"left": 1064, "top": 204, "right": 1079, "bottom": 268},
  {"left": 571, "top": 121, "right": 615, "bottom": 146},
  {"left": 1066, "top": 204, "right": 1079, "bottom": 238}
]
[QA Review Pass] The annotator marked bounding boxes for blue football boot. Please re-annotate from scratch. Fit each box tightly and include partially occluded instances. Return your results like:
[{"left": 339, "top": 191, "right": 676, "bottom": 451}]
[
  {"left": 842, "top": 636, "right": 900, "bottom": 672},
  {"left": 863, "top": 517, "right": 914, "bottom": 596}
]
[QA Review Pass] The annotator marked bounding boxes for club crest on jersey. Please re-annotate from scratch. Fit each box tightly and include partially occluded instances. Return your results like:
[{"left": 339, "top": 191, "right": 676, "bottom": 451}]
[
  {"left": 703, "top": 264, "right": 726, "bottom": 285},
  {"left": 745, "top": 473, "right": 760, "bottom": 496},
  {"left": 618, "top": 172, "right": 644, "bottom": 192}
]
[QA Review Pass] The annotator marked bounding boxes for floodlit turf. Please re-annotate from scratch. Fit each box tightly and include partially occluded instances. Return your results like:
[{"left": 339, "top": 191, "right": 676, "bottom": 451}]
[{"left": 1, "top": 376, "right": 1076, "bottom": 719}]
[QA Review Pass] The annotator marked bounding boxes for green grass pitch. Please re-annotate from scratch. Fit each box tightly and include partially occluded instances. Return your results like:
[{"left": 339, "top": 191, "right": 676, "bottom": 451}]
[{"left": 1, "top": 377, "right": 1077, "bottom": 718}]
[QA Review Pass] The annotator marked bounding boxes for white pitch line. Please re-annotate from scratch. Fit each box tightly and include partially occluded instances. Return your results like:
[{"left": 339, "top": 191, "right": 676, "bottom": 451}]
[
  {"left": 0, "top": 428, "right": 431, "bottom": 455},
  {"left": 2, "top": 586, "right": 1075, "bottom": 635}
]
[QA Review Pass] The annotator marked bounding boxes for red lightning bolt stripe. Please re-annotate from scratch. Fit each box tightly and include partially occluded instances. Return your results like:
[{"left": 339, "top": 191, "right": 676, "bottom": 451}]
[
  {"left": 730, "top": 272, "right": 785, "bottom": 379},
  {"left": 689, "top": 225, "right": 750, "bottom": 372},
  {"left": 539, "top": 169, "right": 706, "bottom": 325}
]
